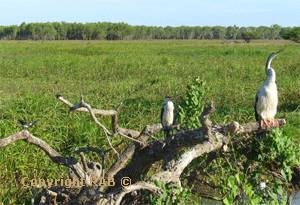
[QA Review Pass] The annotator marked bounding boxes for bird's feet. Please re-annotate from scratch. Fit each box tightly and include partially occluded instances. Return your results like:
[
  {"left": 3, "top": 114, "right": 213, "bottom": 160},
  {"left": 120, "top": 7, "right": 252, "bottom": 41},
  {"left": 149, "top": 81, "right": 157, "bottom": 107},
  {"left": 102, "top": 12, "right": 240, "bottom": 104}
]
[{"left": 260, "top": 118, "right": 279, "bottom": 129}]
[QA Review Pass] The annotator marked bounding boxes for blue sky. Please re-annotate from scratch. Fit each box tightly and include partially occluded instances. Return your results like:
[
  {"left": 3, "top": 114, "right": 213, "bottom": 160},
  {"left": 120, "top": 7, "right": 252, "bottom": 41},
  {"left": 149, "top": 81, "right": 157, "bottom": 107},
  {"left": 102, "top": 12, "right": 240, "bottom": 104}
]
[{"left": 0, "top": 0, "right": 299, "bottom": 27}]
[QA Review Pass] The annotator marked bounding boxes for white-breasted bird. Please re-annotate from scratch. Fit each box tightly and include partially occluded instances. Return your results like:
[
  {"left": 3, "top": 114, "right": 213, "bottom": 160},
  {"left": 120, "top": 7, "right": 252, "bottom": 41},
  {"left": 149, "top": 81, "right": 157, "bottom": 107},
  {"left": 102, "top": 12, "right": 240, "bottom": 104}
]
[
  {"left": 255, "top": 49, "right": 283, "bottom": 141},
  {"left": 161, "top": 97, "right": 174, "bottom": 138}
]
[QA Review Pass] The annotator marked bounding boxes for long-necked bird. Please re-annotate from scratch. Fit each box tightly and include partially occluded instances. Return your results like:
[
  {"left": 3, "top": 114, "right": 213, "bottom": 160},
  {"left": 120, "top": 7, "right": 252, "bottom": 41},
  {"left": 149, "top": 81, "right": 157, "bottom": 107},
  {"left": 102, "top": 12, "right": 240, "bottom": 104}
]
[
  {"left": 19, "top": 119, "right": 37, "bottom": 128},
  {"left": 255, "top": 49, "right": 283, "bottom": 141},
  {"left": 161, "top": 97, "right": 174, "bottom": 138}
]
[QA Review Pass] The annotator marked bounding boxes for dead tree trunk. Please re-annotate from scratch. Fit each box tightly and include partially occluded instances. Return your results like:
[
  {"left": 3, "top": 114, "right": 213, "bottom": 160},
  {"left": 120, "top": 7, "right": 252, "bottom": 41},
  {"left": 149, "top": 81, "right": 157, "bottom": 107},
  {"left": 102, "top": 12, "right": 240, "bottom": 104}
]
[{"left": 0, "top": 94, "right": 289, "bottom": 204}]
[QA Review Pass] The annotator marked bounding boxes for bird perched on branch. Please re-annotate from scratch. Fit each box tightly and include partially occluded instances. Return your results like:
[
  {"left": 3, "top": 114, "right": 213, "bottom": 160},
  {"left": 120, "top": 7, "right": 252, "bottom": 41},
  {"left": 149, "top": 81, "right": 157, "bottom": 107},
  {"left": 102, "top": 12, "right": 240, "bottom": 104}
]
[
  {"left": 19, "top": 119, "right": 37, "bottom": 128},
  {"left": 161, "top": 97, "right": 174, "bottom": 138},
  {"left": 255, "top": 49, "right": 283, "bottom": 142}
]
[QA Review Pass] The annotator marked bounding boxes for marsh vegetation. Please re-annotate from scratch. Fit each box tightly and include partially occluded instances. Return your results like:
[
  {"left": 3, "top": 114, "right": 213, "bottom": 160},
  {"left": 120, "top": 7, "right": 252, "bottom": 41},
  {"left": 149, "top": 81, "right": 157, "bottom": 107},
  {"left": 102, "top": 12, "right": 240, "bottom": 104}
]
[{"left": 0, "top": 39, "right": 299, "bottom": 204}]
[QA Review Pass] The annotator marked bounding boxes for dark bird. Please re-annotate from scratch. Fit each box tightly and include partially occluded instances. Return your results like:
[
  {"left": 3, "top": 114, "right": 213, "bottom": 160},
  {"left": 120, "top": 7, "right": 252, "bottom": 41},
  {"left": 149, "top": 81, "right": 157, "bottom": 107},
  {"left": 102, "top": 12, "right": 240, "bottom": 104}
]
[
  {"left": 19, "top": 119, "right": 37, "bottom": 128},
  {"left": 255, "top": 49, "right": 283, "bottom": 142},
  {"left": 161, "top": 97, "right": 174, "bottom": 138}
]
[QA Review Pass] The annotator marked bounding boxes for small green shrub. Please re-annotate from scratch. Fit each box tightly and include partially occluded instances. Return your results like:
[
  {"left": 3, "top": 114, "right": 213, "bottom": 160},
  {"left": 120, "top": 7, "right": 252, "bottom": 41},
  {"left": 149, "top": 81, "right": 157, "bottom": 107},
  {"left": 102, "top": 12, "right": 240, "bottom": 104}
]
[{"left": 177, "top": 76, "right": 209, "bottom": 129}]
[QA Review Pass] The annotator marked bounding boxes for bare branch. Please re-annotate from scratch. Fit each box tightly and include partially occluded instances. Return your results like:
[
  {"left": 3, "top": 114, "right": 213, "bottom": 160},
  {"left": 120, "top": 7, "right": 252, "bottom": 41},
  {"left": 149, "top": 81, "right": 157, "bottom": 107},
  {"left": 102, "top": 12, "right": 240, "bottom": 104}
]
[
  {"left": 0, "top": 130, "right": 91, "bottom": 186},
  {"left": 79, "top": 152, "right": 90, "bottom": 173},
  {"left": 118, "top": 132, "right": 145, "bottom": 145},
  {"left": 214, "top": 118, "right": 286, "bottom": 136},
  {"left": 112, "top": 102, "right": 122, "bottom": 133},
  {"left": 57, "top": 94, "right": 141, "bottom": 139},
  {"left": 80, "top": 100, "right": 113, "bottom": 136},
  {"left": 56, "top": 94, "right": 117, "bottom": 116},
  {"left": 115, "top": 181, "right": 162, "bottom": 205},
  {"left": 75, "top": 140, "right": 125, "bottom": 176},
  {"left": 74, "top": 140, "right": 125, "bottom": 156},
  {"left": 104, "top": 131, "right": 119, "bottom": 157}
]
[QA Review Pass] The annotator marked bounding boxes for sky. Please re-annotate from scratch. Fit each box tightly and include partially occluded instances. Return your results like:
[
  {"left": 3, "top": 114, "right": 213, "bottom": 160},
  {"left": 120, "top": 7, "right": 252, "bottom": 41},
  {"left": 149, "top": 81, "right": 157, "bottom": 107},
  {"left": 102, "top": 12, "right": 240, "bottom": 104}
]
[{"left": 0, "top": 0, "right": 299, "bottom": 27}]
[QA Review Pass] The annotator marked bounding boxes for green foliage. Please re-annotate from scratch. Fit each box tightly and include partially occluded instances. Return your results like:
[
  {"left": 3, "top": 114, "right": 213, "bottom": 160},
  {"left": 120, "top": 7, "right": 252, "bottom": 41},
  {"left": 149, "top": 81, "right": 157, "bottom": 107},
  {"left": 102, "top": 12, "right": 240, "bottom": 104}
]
[
  {"left": 217, "top": 128, "right": 300, "bottom": 205},
  {"left": 257, "top": 128, "right": 300, "bottom": 182},
  {"left": 177, "top": 77, "right": 209, "bottom": 129},
  {"left": 0, "top": 22, "right": 295, "bottom": 40},
  {"left": 283, "top": 27, "right": 300, "bottom": 43},
  {"left": 242, "top": 31, "right": 260, "bottom": 43},
  {"left": 141, "top": 179, "right": 201, "bottom": 204}
]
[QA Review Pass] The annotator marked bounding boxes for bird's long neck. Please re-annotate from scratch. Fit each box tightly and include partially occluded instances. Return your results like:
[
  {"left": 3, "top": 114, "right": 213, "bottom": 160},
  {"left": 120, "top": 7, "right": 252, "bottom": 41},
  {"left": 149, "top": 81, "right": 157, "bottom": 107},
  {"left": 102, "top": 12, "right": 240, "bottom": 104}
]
[
  {"left": 266, "top": 54, "right": 276, "bottom": 83},
  {"left": 266, "top": 68, "right": 276, "bottom": 83},
  {"left": 165, "top": 101, "right": 174, "bottom": 111},
  {"left": 266, "top": 54, "right": 274, "bottom": 72}
]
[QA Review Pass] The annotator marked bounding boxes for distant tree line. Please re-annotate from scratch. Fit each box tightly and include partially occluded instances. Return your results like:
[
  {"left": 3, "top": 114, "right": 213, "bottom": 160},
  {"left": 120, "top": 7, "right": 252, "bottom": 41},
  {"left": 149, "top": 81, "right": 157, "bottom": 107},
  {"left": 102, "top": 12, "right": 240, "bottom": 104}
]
[{"left": 0, "top": 22, "right": 298, "bottom": 42}]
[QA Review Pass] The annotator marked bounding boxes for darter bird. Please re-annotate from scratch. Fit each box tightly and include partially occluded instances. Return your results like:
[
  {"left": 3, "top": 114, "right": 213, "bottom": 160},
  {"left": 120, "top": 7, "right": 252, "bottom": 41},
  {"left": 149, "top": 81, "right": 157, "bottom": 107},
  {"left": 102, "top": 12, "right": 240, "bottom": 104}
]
[
  {"left": 255, "top": 49, "right": 284, "bottom": 141},
  {"left": 19, "top": 119, "right": 37, "bottom": 128},
  {"left": 161, "top": 97, "right": 174, "bottom": 138}
]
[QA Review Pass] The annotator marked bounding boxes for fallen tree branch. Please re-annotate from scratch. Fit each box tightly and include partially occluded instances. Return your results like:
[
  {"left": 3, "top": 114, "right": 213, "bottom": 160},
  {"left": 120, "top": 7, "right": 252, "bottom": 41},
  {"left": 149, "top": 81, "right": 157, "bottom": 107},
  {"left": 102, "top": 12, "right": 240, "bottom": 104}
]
[
  {"left": 114, "top": 181, "right": 162, "bottom": 205},
  {"left": 0, "top": 95, "right": 289, "bottom": 204}
]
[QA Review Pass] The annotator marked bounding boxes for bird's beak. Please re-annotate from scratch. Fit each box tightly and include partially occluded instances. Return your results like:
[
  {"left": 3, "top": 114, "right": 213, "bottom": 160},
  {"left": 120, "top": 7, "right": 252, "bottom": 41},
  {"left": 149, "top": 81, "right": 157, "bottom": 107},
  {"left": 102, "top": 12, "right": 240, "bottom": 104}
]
[{"left": 275, "top": 49, "right": 284, "bottom": 55}]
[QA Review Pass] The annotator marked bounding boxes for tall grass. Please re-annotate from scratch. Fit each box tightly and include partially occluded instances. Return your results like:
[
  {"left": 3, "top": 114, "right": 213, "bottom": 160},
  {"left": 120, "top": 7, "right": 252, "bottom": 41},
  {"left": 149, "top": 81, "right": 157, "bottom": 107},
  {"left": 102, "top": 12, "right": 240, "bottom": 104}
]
[{"left": 0, "top": 40, "right": 299, "bottom": 203}]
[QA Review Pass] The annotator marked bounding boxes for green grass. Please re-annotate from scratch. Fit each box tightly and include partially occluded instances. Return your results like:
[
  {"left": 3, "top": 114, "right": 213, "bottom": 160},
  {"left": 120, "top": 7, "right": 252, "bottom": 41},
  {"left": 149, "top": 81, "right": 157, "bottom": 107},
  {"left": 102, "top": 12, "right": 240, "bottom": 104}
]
[{"left": 0, "top": 39, "right": 299, "bottom": 203}]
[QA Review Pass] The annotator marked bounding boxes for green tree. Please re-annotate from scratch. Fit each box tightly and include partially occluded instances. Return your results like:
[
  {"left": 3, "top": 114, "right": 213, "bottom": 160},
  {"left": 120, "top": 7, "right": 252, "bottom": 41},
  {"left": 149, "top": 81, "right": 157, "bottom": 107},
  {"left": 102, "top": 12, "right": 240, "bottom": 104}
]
[
  {"left": 279, "top": 27, "right": 291, "bottom": 39},
  {"left": 257, "top": 26, "right": 270, "bottom": 39},
  {"left": 242, "top": 31, "right": 259, "bottom": 43},
  {"left": 270, "top": 24, "right": 282, "bottom": 39},
  {"left": 226, "top": 25, "right": 239, "bottom": 39},
  {"left": 212, "top": 26, "right": 226, "bottom": 39},
  {"left": 133, "top": 25, "right": 148, "bottom": 39},
  {"left": 283, "top": 27, "right": 300, "bottom": 43},
  {"left": 0, "top": 26, "right": 4, "bottom": 39},
  {"left": 17, "top": 22, "right": 27, "bottom": 40},
  {"left": 203, "top": 26, "right": 213, "bottom": 39},
  {"left": 3, "top": 25, "right": 19, "bottom": 40}
]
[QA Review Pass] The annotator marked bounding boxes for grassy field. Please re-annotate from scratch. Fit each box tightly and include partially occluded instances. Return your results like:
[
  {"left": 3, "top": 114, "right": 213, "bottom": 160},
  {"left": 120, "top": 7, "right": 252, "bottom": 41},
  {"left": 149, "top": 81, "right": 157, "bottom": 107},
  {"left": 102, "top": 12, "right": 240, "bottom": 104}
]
[{"left": 0, "top": 39, "right": 299, "bottom": 204}]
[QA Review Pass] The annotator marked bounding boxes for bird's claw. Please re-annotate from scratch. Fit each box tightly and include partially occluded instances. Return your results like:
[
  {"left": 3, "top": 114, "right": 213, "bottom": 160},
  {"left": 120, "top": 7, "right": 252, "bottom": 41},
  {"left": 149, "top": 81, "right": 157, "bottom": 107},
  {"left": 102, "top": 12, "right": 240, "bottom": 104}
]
[{"left": 260, "top": 119, "right": 279, "bottom": 129}]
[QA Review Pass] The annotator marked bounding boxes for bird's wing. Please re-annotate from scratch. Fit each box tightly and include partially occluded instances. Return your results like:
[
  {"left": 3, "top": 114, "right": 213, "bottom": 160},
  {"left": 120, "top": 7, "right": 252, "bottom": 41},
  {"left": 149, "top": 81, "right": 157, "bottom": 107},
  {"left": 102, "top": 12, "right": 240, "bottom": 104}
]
[
  {"left": 172, "top": 107, "right": 176, "bottom": 125},
  {"left": 31, "top": 121, "right": 38, "bottom": 125},
  {"left": 276, "top": 83, "right": 279, "bottom": 113},
  {"left": 161, "top": 106, "right": 164, "bottom": 125},
  {"left": 255, "top": 90, "right": 260, "bottom": 121},
  {"left": 18, "top": 119, "right": 26, "bottom": 125}
]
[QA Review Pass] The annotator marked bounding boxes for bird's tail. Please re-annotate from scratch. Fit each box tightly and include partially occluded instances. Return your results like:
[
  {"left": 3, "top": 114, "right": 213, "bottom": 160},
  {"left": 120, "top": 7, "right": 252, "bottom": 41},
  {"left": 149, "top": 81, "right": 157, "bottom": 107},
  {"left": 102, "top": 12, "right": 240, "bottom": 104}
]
[
  {"left": 165, "top": 130, "right": 170, "bottom": 139},
  {"left": 256, "top": 132, "right": 266, "bottom": 142}
]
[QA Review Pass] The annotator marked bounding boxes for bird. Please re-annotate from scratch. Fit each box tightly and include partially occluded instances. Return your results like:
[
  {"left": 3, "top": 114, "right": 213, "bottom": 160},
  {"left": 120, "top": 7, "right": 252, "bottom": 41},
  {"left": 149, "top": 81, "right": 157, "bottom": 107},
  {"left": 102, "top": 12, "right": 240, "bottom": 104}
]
[
  {"left": 19, "top": 119, "right": 37, "bottom": 128},
  {"left": 161, "top": 96, "right": 175, "bottom": 138},
  {"left": 254, "top": 49, "right": 284, "bottom": 142}
]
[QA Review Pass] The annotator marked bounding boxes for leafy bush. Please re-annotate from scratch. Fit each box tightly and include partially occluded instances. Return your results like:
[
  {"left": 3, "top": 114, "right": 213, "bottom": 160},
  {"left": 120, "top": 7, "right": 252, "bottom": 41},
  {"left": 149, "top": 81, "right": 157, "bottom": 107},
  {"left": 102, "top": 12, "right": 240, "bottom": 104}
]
[
  {"left": 177, "top": 76, "right": 209, "bottom": 129},
  {"left": 283, "top": 27, "right": 300, "bottom": 43}
]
